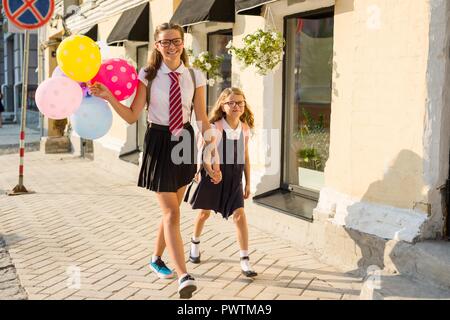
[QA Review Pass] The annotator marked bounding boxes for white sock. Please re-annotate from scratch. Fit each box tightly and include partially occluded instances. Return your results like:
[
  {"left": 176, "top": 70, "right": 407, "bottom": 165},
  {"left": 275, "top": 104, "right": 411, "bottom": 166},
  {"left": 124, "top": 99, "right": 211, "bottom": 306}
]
[
  {"left": 178, "top": 273, "right": 189, "bottom": 284},
  {"left": 240, "top": 250, "right": 252, "bottom": 272},
  {"left": 190, "top": 237, "right": 200, "bottom": 258},
  {"left": 151, "top": 255, "right": 160, "bottom": 263}
]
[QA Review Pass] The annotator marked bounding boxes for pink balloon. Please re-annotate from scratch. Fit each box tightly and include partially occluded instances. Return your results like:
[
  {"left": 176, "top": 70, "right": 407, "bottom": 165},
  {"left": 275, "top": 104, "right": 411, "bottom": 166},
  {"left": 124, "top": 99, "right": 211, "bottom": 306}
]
[
  {"left": 35, "top": 77, "right": 83, "bottom": 120},
  {"left": 91, "top": 58, "right": 138, "bottom": 101},
  {"left": 52, "top": 66, "right": 67, "bottom": 78},
  {"left": 53, "top": 66, "right": 90, "bottom": 97}
]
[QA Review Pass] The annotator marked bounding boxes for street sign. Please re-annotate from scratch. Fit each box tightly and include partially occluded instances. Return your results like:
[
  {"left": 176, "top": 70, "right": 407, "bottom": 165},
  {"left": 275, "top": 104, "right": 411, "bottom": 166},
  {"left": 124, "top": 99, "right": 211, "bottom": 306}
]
[
  {"left": 2, "top": 0, "right": 54, "bottom": 195},
  {"left": 3, "top": 0, "right": 55, "bottom": 30}
]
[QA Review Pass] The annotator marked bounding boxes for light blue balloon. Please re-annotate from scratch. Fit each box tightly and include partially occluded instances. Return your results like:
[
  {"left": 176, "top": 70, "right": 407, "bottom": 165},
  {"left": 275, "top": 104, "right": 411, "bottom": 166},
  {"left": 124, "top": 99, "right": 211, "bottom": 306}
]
[{"left": 70, "top": 96, "right": 112, "bottom": 140}]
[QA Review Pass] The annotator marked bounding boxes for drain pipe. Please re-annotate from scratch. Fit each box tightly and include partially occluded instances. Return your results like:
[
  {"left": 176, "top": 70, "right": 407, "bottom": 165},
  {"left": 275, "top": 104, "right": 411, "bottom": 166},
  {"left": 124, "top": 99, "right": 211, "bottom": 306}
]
[{"left": 38, "top": 27, "right": 45, "bottom": 138}]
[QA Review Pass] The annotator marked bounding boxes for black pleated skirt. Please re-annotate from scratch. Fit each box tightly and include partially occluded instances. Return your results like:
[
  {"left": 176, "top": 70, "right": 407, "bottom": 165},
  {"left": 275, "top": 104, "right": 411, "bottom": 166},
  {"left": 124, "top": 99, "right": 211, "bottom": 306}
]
[{"left": 138, "top": 123, "right": 197, "bottom": 193}]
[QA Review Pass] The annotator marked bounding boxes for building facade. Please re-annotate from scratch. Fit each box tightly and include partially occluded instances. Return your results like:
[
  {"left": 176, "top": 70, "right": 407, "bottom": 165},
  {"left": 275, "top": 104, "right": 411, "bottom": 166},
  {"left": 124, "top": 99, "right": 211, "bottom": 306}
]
[
  {"left": 40, "top": 0, "right": 450, "bottom": 286},
  {"left": 1, "top": 6, "right": 39, "bottom": 127},
  {"left": 0, "top": 3, "right": 40, "bottom": 129}
]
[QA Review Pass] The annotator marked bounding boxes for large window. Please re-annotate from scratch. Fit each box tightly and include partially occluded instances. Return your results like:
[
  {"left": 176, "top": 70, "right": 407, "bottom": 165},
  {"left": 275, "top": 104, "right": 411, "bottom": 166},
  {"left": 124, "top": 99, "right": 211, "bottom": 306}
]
[
  {"left": 207, "top": 31, "right": 232, "bottom": 112},
  {"left": 253, "top": 8, "right": 334, "bottom": 221},
  {"left": 284, "top": 11, "right": 334, "bottom": 194},
  {"left": 137, "top": 45, "right": 149, "bottom": 152}
]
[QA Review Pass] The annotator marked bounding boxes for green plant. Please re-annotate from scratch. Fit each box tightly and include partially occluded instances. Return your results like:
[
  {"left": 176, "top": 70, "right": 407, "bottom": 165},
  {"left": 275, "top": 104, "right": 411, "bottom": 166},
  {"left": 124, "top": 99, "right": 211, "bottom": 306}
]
[
  {"left": 297, "top": 147, "right": 322, "bottom": 170},
  {"left": 187, "top": 49, "right": 224, "bottom": 86},
  {"left": 227, "top": 29, "right": 285, "bottom": 76},
  {"left": 295, "top": 109, "right": 326, "bottom": 171}
]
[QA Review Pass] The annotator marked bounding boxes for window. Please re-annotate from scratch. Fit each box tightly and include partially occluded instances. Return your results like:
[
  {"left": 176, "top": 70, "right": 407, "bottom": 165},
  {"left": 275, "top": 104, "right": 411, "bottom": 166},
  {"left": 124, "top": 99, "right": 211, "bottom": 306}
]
[
  {"left": 284, "top": 11, "right": 334, "bottom": 194},
  {"left": 207, "top": 30, "right": 232, "bottom": 112},
  {"left": 137, "top": 45, "right": 149, "bottom": 151},
  {"left": 254, "top": 8, "right": 334, "bottom": 222}
]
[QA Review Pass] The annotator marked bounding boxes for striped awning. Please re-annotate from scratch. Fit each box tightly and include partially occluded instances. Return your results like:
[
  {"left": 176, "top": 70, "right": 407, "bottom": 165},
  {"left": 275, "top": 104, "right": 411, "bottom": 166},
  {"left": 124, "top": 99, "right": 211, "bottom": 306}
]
[{"left": 235, "top": 0, "right": 279, "bottom": 15}]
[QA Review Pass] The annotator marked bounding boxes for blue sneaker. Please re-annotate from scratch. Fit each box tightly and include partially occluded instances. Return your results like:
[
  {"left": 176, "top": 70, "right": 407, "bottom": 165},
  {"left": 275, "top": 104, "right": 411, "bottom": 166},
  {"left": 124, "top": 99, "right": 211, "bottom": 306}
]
[{"left": 149, "top": 257, "right": 174, "bottom": 279}]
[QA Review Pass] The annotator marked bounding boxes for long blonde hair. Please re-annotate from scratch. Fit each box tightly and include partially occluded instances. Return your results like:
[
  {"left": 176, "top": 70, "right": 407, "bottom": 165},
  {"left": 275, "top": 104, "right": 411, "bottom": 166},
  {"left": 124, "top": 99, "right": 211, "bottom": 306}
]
[
  {"left": 209, "top": 87, "right": 255, "bottom": 129},
  {"left": 145, "top": 23, "right": 190, "bottom": 82}
]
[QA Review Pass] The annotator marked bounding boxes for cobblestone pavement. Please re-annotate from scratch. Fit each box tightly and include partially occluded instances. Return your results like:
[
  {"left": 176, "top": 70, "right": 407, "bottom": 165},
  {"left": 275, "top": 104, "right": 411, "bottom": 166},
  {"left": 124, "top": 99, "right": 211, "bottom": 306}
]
[{"left": 0, "top": 152, "right": 363, "bottom": 300}]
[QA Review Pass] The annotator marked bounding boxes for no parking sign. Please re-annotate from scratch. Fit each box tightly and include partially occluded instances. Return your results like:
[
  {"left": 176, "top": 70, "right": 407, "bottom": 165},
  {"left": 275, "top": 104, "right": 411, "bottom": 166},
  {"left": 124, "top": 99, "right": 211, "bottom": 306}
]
[
  {"left": 3, "top": 0, "right": 55, "bottom": 30},
  {"left": 3, "top": 0, "right": 55, "bottom": 195}
]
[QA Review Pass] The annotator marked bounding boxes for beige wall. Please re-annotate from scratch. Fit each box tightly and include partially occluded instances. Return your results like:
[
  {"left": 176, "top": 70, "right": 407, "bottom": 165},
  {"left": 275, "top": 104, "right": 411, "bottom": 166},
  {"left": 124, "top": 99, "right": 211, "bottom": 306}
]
[{"left": 327, "top": 0, "right": 430, "bottom": 209}]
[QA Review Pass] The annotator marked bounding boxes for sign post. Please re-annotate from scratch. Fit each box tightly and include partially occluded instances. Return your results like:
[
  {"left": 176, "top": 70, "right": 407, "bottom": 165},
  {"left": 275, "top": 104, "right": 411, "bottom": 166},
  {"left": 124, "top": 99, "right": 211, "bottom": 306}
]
[{"left": 3, "top": 0, "right": 55, "bottom": 196}]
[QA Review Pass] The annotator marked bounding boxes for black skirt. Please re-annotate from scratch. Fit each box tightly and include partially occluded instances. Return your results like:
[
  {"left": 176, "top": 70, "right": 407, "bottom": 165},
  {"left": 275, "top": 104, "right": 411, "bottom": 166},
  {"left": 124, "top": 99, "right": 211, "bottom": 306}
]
[
  {"left": 138, "top": 122, "right": 197, "bottom": 193},
  {"left": 0, "top": 101, "right": 4, "bottom": 113},
  {"left": 187, "top": 131, "right": 245, "bottom": 219}
]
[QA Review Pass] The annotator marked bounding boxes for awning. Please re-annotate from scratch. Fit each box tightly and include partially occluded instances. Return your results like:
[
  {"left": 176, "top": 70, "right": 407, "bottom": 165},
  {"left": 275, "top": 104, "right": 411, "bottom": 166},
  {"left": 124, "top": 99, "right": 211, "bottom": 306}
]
[
  {"left": 107, "top": 3, "right": 149, "bottom": 45},
  {"left": 79, "top": 24, "right": 98, "bottom": 41},
  {"left": 235, "top": 0, "right": 278, "bottom": 15},
  {"left": 170, "top": 0, "right": 235, "bottom": 27}
]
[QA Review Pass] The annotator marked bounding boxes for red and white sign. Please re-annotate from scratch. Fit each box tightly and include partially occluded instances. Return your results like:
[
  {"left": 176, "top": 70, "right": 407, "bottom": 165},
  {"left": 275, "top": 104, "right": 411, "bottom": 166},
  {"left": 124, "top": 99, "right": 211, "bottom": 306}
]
[{"left": 3, "top": 0, "right": 55, "bottom": 30}]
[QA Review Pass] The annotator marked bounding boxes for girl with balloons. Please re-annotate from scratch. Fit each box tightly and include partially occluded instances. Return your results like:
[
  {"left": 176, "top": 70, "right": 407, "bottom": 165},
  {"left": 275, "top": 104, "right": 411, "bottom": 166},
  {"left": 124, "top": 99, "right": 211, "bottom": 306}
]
[{"left": 89, "top": 22, "right": 221, "bottom": 299}]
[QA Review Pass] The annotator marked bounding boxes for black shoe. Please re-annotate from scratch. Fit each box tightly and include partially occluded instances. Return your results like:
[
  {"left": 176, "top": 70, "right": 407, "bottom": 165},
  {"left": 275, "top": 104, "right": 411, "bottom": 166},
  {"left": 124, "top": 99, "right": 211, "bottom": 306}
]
[
  {"left": 189, "top": 238, "right": 201, "bottom": 264},
  {"left": 242, "top": 270, "right": 258, "bottom": 277},
  {"left": 178, "top": 274, "right": 197, "bottom": 299},
  {"left": 189, "top": 254, "right": 201, "bottom": 264},
  {"left": 240, "top": 256, "right": 258, "bottom": 278}
]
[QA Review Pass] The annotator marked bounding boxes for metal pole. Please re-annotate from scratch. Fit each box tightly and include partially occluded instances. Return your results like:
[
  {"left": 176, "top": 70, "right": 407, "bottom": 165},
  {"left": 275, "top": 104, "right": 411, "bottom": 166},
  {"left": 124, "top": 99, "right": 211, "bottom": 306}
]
[{"left": 9, "top": 30, "right": 31, "bottom": 195}]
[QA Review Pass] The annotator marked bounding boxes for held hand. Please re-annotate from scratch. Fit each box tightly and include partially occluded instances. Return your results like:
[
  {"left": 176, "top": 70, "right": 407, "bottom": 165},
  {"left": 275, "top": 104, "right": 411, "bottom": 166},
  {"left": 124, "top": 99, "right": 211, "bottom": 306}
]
[
  {"left": 88, "top": 82, "right": 113, "bottom": 101},
  {"left": 244, "top": 184, "right": 251, "bottom": 199},
  {"left": 211, "top": 163, "right": 222, "bottom": 184},
  {"left": 194, "top": 171, "right": 201, "bottom": 183},
  {"left": 204, "top": 164, "right": 221, "bottom": 184}
]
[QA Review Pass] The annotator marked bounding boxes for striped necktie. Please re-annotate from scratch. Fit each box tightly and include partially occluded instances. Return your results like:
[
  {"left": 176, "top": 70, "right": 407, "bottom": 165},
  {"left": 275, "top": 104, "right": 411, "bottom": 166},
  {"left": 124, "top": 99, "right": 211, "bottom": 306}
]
[{"left": 169, "top": 72, "right": 183, "bottom": 136}]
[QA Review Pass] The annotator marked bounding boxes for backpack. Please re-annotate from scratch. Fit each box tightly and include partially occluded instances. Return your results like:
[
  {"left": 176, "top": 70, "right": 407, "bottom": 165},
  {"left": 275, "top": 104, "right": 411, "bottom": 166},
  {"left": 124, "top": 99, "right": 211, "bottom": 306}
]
[{"left": 145, "top": 68, "right": 197, "bottom": 123}]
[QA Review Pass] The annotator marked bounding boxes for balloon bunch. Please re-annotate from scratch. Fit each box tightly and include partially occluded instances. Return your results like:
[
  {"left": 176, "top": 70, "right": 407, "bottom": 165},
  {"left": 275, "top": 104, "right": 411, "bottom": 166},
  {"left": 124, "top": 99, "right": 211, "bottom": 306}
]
[{"left": 35, "top": 35, "right": 138, "bottom": 140}]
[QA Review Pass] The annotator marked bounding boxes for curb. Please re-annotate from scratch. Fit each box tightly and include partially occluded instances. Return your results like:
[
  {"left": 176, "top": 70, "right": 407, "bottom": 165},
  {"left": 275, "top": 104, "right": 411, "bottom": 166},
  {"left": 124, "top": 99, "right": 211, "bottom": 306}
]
[{"left": 0, "top": 237, "right": 28, "bottom": 300}]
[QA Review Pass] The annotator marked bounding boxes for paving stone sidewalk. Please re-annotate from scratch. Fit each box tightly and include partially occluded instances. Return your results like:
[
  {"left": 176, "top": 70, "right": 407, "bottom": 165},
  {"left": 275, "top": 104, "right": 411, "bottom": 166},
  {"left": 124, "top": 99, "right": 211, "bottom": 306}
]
[{"left": 0, "top": 152, "right": 364, "bottom": 300}]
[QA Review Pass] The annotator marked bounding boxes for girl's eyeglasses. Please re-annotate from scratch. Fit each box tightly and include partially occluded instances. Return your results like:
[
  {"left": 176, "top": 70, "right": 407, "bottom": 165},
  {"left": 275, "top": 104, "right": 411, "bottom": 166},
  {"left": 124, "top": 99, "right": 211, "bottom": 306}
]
[
  {"left": 157, "top": 38, "right": 183, "bottom": 47},
  {"left": 223, "top": 101, "right": 246, "bottom": 108}
]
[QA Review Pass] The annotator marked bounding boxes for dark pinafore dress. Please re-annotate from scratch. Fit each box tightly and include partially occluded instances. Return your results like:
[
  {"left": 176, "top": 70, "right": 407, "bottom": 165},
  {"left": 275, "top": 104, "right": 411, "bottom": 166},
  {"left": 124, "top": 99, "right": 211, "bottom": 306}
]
[{"left": 187, "top": 128, "right": 245, "bottom": 219}]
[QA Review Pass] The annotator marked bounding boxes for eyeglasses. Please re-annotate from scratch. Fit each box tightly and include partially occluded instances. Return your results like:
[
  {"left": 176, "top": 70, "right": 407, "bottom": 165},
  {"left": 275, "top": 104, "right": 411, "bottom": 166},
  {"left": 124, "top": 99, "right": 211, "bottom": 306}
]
[
  {"left": 157, "top": 38, "right": 183, "bottom": 47},
  {"left": 223, "top": 101, "right": 246, "bottom": 108}
]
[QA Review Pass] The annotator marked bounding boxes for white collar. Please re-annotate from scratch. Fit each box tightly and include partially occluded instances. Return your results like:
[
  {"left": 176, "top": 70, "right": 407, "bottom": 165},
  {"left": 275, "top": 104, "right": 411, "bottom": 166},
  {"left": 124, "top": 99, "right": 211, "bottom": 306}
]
[
  {"left": 160, "top": 61, "right": 186, "bottom": 74},
  {"left": 222, "top": 118, "right": 242, "bottom": 140}
]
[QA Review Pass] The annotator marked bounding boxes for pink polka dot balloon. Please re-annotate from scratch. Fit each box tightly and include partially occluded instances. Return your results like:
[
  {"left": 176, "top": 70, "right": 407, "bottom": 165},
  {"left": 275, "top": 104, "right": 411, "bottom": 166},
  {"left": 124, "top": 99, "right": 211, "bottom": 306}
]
[
  {"left": 35, "top": 77, "right": 83, "bottom": 120},
  {"left": 91, "top": 58, "right": 138, "bottom": 101}
]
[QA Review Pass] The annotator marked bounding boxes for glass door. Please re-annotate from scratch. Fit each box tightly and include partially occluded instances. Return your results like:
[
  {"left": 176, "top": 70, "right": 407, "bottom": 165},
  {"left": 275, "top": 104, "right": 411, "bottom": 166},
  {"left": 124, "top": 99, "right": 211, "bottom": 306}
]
[
  {"left": 283, "top": 12, "right": 334, "bottom": 195},
  {"left": 137, "top": 45, "right": 149, "bottom": 151},
  {"left": 207, "top": 31, "right": 232, "bottom": 113}
]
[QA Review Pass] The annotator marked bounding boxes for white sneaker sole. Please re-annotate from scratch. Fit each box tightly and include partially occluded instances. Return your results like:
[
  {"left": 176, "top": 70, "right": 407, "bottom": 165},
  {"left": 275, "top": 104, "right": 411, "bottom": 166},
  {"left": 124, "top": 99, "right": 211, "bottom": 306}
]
[
  {"left": 149, "top": 264, "right": 175, "bottom": 279},
  {"left": 178, "top": 280, "right": 197, "bottom": 299}
]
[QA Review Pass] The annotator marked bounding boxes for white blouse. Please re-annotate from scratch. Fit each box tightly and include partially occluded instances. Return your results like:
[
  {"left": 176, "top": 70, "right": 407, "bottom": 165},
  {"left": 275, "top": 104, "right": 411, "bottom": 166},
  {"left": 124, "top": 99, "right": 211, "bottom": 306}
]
[
  {"left": 214, "top": 118, "right": 242, "bottom": 140},
  {"left": 138, "top": 62, "right": 206, "bottom": 125}
]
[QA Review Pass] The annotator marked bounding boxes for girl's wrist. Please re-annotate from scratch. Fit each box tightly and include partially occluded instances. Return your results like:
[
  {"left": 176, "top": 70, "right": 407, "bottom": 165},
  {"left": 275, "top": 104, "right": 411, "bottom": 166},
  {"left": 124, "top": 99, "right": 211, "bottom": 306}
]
[{"left": 106, "top": 93, "right": 115, "bottom": 103}]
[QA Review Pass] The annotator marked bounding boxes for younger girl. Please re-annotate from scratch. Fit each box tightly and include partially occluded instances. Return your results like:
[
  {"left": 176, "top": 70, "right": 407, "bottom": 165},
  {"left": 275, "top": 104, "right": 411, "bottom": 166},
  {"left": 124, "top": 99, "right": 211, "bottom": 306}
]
[{"left": 186, "top": 87, "right": 258, "bottom": 277}]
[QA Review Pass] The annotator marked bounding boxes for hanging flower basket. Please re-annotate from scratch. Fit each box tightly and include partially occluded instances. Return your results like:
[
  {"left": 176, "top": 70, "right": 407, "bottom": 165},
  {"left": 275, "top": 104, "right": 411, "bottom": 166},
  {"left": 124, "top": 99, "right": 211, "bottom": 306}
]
[
  {"left": 227, "top": 29, "right": 285, "bottom": 76},
  {"left": 188, "top": 49, "right": 224, "bottom": 87}
]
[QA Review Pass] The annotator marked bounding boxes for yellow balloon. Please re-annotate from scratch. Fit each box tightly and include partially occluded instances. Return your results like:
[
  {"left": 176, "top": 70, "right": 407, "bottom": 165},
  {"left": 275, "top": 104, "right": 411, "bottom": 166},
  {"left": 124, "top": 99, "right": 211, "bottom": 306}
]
[{"left": 56, "top": 35, "right": 101, "bottom": 83}]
